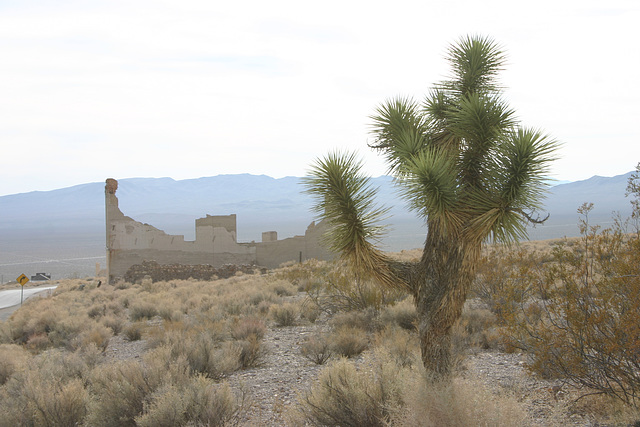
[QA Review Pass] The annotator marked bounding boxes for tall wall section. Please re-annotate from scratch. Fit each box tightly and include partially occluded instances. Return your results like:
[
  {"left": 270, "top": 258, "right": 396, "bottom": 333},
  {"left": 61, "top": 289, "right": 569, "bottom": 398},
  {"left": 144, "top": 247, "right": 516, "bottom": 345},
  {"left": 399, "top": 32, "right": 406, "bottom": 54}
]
[{"left": 105, "top": 178, "right": 333, "bottom": 283}]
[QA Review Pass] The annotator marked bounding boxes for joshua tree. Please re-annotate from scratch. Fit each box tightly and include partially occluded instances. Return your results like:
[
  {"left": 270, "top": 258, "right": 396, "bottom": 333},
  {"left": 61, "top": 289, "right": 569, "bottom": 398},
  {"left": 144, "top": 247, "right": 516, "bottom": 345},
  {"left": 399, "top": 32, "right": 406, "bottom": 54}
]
[{"left": 303, "top": 35, "right": 558, "bottom": 377}]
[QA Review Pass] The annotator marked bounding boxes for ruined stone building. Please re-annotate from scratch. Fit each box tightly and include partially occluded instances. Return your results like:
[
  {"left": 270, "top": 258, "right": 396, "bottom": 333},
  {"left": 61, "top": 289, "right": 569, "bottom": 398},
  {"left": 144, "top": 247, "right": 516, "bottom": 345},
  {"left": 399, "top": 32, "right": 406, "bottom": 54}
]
[{"left": 105, "top": 178, "right": 332, "bottom": 283}]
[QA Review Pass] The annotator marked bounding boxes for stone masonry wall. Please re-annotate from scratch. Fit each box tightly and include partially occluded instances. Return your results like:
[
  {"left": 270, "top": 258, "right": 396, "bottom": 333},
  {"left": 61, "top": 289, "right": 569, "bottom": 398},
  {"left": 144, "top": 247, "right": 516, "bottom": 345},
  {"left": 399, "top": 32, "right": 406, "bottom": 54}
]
[{"left": 124, "top": 260, "right": 265, "bottom": 283}]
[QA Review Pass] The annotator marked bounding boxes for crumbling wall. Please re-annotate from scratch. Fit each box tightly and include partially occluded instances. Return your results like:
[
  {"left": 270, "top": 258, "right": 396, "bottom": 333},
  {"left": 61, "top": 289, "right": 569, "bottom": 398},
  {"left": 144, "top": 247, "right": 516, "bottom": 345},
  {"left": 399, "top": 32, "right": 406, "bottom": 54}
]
[
  {"left": 255, "top": 221, "right": 331, "bottom": 268},
  {"left": 105, "top": 178, "right": 333, "bottom": 283}
]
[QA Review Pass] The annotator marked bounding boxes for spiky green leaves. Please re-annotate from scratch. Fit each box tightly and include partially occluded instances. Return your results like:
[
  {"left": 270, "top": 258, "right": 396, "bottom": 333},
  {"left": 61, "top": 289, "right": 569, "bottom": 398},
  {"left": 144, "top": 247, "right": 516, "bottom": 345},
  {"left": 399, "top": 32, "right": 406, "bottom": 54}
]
[
  {"left": 369, "top": 97, "right": 428, "bottom": 174},
  {"left": 397, "top": 148, "right": 461, "bottom": 232},
  {"left": 467, "top": 128, "right": 559, "bottom": 243},
  {"left": 497, "top": 128, "right": 559, "bottom": 208},
  {"left": 444, "top": 35, "right": 506, "bottom": 97},
  {"left": 303, "top": 152, "right": 401, "bottom": 287}
]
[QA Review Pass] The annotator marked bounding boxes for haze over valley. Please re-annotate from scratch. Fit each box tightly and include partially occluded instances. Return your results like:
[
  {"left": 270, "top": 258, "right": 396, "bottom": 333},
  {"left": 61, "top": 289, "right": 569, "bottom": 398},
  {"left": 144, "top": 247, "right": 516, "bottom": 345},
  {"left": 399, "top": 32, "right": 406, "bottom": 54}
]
[{"left": 0, "top": 171, "right": 634, "bottom": 282}]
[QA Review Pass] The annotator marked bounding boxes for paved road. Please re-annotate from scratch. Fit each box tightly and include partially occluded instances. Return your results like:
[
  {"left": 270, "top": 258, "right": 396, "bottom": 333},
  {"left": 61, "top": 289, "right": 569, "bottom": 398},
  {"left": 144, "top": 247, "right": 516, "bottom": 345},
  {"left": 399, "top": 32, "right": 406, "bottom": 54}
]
[{"left": 0, "top": 286, "right": 57, "bottom": 309}]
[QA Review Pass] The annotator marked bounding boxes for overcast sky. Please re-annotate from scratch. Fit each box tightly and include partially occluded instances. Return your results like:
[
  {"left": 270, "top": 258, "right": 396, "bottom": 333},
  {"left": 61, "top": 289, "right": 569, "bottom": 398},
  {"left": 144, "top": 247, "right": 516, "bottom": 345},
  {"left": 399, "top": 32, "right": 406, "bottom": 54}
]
[{"left": 1, "top": 0, "right": 638, "bottom": 196}]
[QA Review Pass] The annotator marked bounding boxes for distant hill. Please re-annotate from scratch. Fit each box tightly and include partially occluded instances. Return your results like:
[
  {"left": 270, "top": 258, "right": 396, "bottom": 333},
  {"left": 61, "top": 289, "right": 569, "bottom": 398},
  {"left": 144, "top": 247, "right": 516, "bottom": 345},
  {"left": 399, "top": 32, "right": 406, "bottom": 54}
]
[{"left": 0, "top": 172, "right": 634, "bottom": 281}]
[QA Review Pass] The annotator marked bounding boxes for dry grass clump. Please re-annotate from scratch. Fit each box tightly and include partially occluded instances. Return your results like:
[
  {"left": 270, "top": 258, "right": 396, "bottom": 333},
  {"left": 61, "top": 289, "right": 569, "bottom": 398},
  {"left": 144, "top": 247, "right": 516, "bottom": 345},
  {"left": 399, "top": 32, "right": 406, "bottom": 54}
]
[
  {"left": 0, "top": 344, "right": 31, "bottom": 385},
  {"left": 230, "top": 316, "right": 266, "bottom": 340},
  {"left": 391, "top": 375, "right": 529, "bottom": 427},
  {"left": 452, "top": 306, "right": 501, "bottom": 355},
  {"left": 294, "top": 356, "right": 404, "bottom": 427},
  {"left": 299, "top": 300, "right": 321, "bottom": 323},
  {"left": 135, "top": 376, "right": 242, "bottom": 427},
  {"left": 373, "top": 326, "right": 419, "bottom": 368},
  {"left": 101, "top": 314, "right": 125, "bottom": 335},
  {"left": 266, "top": 278, "right": 298, "bottom": 297},
  {"left": 273, "top": 259, "right": 331, "bottom": 292},
  {"left": 379, "top": 297, "right": 417, "bottom": 330},
  {"left": 270, "top": 302, "right": 299, "bottom": 326},
  {"left": 129, "top": 301, "right": 159, "bottom": 321},
  {"left": 2, "top": 281, "right": 119, "bottom": 352},
  {"left": 329, "top": 325, "right": 369, "bottom": 358},
  {"left": 86, "top": 347, "right": 244, "bottom": 427},
  {"left": 329, "top": 308, "right": 379, "bottom": 332},
  {"left": 123, "top": 321, "right": 145, "bottom": 341},
  {"left": 300, "top": 333, "right": 333, "bottom": 365},
  {"left": 0, "top": 349, "right": 92, "bottom": 427},
  {"left": 293, "top": 351, "right": 529, "bottom": 427}
]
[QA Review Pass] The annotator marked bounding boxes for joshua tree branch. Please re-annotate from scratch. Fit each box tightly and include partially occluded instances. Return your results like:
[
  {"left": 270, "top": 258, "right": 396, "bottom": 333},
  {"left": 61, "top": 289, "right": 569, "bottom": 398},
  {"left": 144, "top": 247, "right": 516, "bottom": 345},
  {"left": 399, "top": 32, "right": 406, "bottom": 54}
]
[{"left": 516, "top": 208, "right": 550, "bottom": 224}]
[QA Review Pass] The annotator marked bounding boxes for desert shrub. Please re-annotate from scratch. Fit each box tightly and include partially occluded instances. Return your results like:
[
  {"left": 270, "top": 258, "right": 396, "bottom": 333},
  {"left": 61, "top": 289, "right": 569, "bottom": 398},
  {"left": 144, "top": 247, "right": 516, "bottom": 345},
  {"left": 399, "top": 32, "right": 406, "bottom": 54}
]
[
  {"left": 374, "top": 326, "right": 418, "bottom": 368},
  {"left": 48, "top": 315, "right": 88, "bottom": 348},
  {"left": 236, "top": 335, "right": 267, "bottom": 369},
  {"left": 504, "top": 203, "right": 640, "bottom": 407},
  {"left": 379, "top": 297, "right": 417, "bottom": 330},
  {"left": 330, "top": 326, "right": 369, "bottom": 358},
  {"left": 270, "top": 302, "right": 298, "bottom": 327},
  {"left": 267, "top": 279, "right": 297, "bottom": 297},
  {"left": 273, "top": 259, "right": 331, "bottom": 290},
  {"left": 181, "top": 333, "right": 235, "bottom": 378},
  {"left": 157, "top": 304, "right": 183, "bottom": 322},
  {"left": 86, "top": 361, "right": 152, "bottom": 426},
  {"left": 1, "top": 375, "right": 88, "bottom": 427},
  {"left": 129, "top": 301, "right": 158, "bottom": 321},
  {"left": 295, "top": 356, "right": 404, "bottom": 427},
  {"left": 8, "top": 301, "right": 60, "bottom": 344},
  {"left": 155, "top": 321, "right": 241, "bottom": 379},
  {"left": 390, "top": 375, "right": 528, "bottom": 426},
  {"left": 472, "top": 246, "right": 547, "bottom": 321},
  {"left": 135, "top": 377, "right": 241, "bottom": 427},
  {"left": 230, "top": 316, "right": 266, "bottom": 340},
  {"left": 87, "top": 303, "right": 106, "bottom": 318},
  {"left": 26, "top": 332, "right": 52, "bottom": 352},
  {"left": 307, "top": 262, "right": 406, "bottom": 312},
  {"left": 0, "top": 350, "right": 90, "bottom": 427},
  {"left": 73, "top": 324, "right": 112, "bottom": 352},
  {"left": 300, "top": 300, "right": 321, "bottom": 323},
  {"left": 451, "top": 307, "right": 500, "bottom": 354},
  {"left": 330, "top": 307, "right": 379, "bottom": 332},
  {"left": 102, "top": 314, "right": 124, "bottom": 335},
  {"left": 301, "top": 334, "right": 333, "bottom": 365},
  {"left": 85, "top": 352, "right": 187, "bottom": 427},
  {"left": 123, "top": 321, "right": 145, "bottom": 341},
  {"left": 0, "top": 344, "right": 31, "bottom": 385}
]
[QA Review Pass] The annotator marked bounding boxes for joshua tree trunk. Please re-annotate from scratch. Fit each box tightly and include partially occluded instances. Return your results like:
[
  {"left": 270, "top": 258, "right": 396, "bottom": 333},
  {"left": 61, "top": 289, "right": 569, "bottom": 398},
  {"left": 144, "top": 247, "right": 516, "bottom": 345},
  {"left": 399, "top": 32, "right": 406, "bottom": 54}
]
[{"left": 412, "top": 224, "right": 482, "bottom": 377}]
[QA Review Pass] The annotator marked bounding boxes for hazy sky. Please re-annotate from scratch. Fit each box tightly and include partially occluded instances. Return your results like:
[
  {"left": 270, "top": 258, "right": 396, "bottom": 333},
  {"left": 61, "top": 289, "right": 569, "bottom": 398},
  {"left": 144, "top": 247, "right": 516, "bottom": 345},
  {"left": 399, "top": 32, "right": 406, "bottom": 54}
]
[{"left": 1, "top": 0, "right": 638, "bottom": 196}]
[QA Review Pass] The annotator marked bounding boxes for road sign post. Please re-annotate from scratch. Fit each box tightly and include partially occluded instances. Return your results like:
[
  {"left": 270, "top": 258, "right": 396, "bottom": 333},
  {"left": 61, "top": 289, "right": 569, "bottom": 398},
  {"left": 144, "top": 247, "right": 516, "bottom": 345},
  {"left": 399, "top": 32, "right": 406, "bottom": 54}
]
[{"left": 16, "top": 274, "right": 29, "bottom": 305}]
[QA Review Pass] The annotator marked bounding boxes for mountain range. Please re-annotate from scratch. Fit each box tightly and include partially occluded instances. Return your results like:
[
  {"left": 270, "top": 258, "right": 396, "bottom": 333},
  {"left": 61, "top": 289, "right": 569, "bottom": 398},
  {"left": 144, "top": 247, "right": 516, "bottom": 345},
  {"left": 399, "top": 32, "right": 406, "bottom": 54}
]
[{"left": 0, "top": 172, "right": 635, "bottom": 281}]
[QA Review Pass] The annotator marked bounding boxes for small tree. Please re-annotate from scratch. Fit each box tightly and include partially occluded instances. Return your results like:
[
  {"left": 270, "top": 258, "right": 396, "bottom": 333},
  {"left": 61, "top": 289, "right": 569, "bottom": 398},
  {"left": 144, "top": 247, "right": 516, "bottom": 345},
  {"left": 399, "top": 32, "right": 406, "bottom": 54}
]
[{"left": 304, "top": 35, "right": 558, "bottom": 377}]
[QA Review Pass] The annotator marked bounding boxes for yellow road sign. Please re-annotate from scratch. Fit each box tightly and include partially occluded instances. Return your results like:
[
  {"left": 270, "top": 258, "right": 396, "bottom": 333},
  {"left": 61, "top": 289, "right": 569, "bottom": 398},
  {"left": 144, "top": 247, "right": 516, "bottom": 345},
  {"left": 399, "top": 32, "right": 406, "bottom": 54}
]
[{"left": 17, "top": 274, "right": 29, "bottom": 287}]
